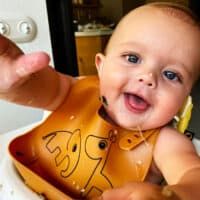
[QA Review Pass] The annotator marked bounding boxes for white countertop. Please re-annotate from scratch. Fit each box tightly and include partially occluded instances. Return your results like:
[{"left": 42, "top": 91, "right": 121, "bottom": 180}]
[{"left": 75, "top": 29, "right": 113, "bottom": 37}]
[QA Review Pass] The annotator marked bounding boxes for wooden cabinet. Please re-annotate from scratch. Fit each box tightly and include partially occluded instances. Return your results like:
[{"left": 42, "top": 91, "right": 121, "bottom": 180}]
[
  {"left": 75, "top": 35, "right": 110, "bottom": 75},
  {"left": 72, "top": 0, "right": 101, "bottom": 21}
]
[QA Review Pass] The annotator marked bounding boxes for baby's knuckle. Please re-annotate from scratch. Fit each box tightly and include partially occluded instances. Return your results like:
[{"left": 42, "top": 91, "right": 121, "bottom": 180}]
[{"left": 127, "top": 191, "right": 143, "bottom": 200}]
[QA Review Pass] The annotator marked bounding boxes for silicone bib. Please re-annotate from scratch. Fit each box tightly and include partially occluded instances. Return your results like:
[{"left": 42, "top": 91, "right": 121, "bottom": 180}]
[{"left": 9, "top": 76, "right": 159, "bottom": 199}]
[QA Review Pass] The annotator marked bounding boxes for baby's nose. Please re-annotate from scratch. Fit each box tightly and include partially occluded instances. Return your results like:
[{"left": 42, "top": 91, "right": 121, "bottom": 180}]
[{"left": 137, "top": 73, "right": 156, "bottom": 88}]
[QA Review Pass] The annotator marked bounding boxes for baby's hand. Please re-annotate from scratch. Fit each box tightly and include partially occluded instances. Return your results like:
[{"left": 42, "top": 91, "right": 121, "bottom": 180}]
[
  {"left": 93, "top": 182, "right": 180, "bottom": 200},
  {"left": 0, "top": 34, "right": 50, "bottom": 93}
]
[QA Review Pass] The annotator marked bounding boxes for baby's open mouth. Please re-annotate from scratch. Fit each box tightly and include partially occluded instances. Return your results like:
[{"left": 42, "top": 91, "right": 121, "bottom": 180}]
[{"left": 124, "top": 93, "right": 150, "bottom": 113}]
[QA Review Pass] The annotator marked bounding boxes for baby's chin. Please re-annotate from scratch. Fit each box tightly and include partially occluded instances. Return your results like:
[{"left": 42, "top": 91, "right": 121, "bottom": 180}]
[
  {"left": 114, "top": 117, "right": 159, "bottom": 131},
  {"left": 105, "top": 107, "right": 160, "bottom": 131},
  {"left": 113, "top": 118, "right": 145, "bottom": 131}
]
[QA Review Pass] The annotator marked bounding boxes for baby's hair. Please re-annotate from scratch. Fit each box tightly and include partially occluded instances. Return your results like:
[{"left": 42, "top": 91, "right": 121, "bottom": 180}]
[{"left": 148, "top": 2, "right": 200, "bottom": 27}]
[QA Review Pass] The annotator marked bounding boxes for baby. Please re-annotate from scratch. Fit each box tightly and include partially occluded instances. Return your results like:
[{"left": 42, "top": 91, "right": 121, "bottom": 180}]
[{"left": 1, "top": 2, "right": 200, "bottom": 200}]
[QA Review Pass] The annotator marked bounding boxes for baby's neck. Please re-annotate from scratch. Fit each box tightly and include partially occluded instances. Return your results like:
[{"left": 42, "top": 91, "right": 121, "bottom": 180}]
[{"left": 98, "top": 105, "right": 117, "bottom": 126}]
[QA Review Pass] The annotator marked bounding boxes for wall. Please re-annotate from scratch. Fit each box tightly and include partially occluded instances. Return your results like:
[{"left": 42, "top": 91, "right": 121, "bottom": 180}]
[
  {"left": 0, "top": 0, "right": 53, "bottom": 133},
  {"left": 100, "top": 0, "right": 123, "bottom": 23},
  {"left": 189, "top": 81, "right": 200, "bottom": 138},
  {"left": 122, "top": 0, "right": 145, "bottom": 15},
  {"left": 146, "top": 0, "right": 189, "bottom": 6},
  {"left": 122, "top": 0, "right": 189, "bottom": 14}
]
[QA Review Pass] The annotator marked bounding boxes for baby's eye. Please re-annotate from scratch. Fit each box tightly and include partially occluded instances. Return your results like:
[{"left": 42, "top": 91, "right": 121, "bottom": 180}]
[
  {"left": 125, "top": 54, "right": 140, "bottom": 64},
  {"left": 163, "top": 70, "right": 181, "bottom": 82}
]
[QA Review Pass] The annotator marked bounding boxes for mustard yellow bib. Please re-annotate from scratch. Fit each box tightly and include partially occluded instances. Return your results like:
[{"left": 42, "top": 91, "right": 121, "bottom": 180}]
[{"left": 9, "top": 76, "right": 159, "bottom": 199}]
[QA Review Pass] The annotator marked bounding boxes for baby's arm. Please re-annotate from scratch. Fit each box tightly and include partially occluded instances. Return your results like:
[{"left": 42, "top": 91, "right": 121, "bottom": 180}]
[
  {"left": 0, "top": 34, "right": 75, "bottom": 111},
  {"left": 153, "top": 126, "right": 200, "bottom": 199}
]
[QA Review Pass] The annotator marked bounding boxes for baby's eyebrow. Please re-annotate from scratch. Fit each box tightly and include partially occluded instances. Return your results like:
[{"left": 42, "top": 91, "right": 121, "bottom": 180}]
[
  {"left": 174, "top": 63, "right": 191, "bottom": 74},
  {"left": 179, "top": 64, "right": 194, "bottom": 78},
  {"left": 117, "top": 41, "right": 146, "bottom": 50}
]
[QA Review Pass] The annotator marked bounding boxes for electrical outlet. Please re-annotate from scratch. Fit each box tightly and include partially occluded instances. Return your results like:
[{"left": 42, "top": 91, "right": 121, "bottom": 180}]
[
  {"left": 0, "top": 21, "right": 10, "bottom": 36},
  {"left": 0, "top": 13, "right": 37, "bottom": 43}
]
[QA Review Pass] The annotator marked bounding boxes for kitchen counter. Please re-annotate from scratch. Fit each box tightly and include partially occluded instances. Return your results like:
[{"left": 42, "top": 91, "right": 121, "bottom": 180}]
[{"left": 75, "top": 29, "right": 113, "bottom": 37}]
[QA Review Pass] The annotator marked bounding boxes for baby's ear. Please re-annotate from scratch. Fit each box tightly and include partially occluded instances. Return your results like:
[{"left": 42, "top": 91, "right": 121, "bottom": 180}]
[{"left": 95, "top": 53, "right": 105, "bottom": 77}]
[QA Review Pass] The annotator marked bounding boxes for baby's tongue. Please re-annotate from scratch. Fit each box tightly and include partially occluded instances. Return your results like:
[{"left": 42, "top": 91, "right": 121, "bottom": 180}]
[{"left": 127, "top": 94, "right": 149, "bottom": 111}]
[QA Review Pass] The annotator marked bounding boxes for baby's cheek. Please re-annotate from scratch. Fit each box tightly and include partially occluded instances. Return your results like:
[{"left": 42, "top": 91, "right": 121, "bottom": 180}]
[{"left": 157, "top": 103, "right": 177, "bottom": 124}]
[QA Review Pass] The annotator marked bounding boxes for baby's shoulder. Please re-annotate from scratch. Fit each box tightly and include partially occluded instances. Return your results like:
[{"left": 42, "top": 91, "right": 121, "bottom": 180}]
[
  {"left": 154, "top": 125, "right": 197, "bottom": 161},
  {"left": 153, "top": 126, "right": 199, "bottom": 184},
  {"left": 157, "top": 126, "right": 191, "bottom": 144}
]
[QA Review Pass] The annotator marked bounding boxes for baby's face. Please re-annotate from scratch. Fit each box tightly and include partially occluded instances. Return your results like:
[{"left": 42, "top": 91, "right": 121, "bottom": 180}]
[{"left": 95, "top": 6, "right": 200, "bottom": 131}]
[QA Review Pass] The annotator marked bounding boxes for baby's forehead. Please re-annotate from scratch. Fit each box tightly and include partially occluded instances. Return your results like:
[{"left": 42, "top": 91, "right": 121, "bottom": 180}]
[{"left": 106, "top": 4, "right": 200, "bottom": 53}]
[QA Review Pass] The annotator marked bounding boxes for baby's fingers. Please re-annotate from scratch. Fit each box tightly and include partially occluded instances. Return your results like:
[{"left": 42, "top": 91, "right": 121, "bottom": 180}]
[
  {"left": 92, "top": 183, "right": 181, "bottom": 200},
  {"left": 0, "top": 34, "right": 50, "bottom": 92},
  {"left": 15, "top": 52, "right": 50, "bottom": 77},
  {"left": 1, "top": 52, "right": 50, "bottom": 92}
]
